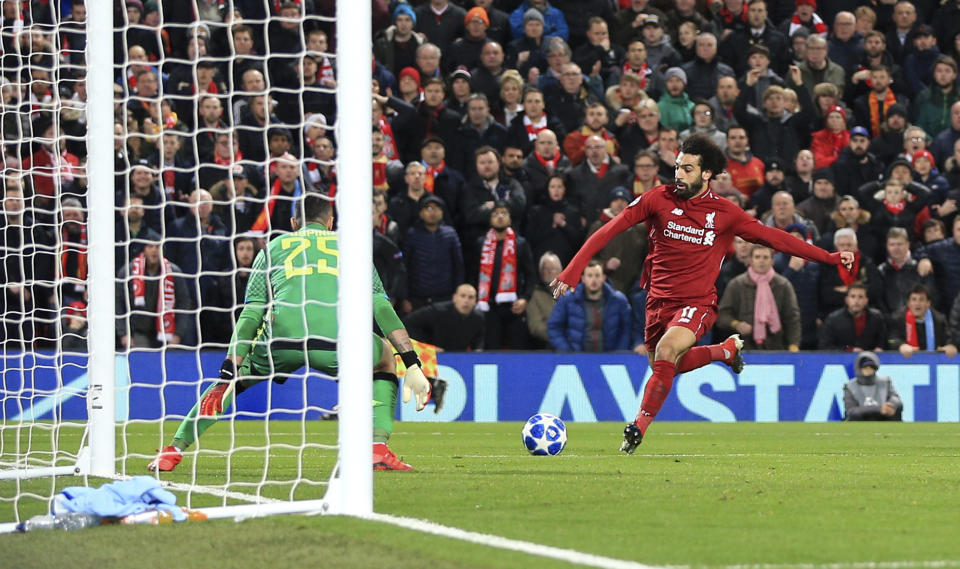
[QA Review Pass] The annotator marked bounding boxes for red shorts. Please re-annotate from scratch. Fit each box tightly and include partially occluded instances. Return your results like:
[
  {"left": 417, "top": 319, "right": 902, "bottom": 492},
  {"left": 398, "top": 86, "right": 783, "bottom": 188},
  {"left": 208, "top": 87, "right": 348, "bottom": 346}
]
[{"left": 644, "top": 297, "right": 717, "bottom": 353}]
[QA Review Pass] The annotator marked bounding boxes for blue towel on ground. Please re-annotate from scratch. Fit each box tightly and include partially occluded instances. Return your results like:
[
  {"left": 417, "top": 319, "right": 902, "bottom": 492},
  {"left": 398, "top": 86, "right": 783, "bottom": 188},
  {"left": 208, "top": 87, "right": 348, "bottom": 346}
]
[{"left": 52, "top": 476, "right": 186, "bottom": 521}]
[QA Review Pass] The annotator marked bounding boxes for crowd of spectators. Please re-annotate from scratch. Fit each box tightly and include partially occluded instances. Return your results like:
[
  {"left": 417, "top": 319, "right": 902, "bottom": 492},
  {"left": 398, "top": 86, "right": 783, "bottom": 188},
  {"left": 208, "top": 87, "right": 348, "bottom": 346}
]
[{"left": 4, "top": 0, "right": 960, "bottom": 358}]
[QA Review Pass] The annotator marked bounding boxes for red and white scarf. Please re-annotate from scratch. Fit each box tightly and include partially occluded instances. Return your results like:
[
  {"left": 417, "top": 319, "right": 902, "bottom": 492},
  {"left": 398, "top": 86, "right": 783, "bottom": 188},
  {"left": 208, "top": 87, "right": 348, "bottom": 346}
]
[
  {"left": 747, "top": 266, "right": 781, "bottom": 345},
  {"left": 60, "top": 224, "right": 87, "bottom": 291},
  {"left": 377, "top": 116, "right": 398, "bottom": 159},
  {"left": 317, "top": 55, "right": 335, "bottom": 85},
  {"left": 477, "top": 227, "right": 518, "bottom": 312},
  {"left": 424, "top": 160, "right": 446, "bottom": 193},
  {"left": 251, "top": 177, "right": 302, "bottom": 233},
  {"left": 621, "top": 62, "right": 649, "bottom": 89},
  {"left": 535, "top": 151, "right": 558, "bottom": 173},
  {"left": 131, "top": 252, "right": 176, "bottom": 342},
  {"left": 884, "top": 198, "right": 906, "bottom": 215},
  {"left": 788, "top": 12, "right": 827, "bottom": 38},
  {"left": 523, "top": 114, "right": 548, "bottom": 140}
]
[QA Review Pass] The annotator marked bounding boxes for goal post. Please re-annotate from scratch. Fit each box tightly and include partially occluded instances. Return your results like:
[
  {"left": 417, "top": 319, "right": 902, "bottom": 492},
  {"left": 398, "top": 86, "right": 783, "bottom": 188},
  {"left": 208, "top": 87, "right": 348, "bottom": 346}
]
[{"left": 0, "top": 0, "right": 373, "bottom": 527}]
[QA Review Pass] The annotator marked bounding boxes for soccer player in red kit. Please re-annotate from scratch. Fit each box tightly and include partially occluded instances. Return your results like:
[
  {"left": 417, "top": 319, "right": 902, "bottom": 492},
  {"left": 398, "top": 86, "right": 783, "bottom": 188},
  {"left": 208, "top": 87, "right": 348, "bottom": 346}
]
[{"left": 550, "top": 134, "right": 854, "bottom": 453}]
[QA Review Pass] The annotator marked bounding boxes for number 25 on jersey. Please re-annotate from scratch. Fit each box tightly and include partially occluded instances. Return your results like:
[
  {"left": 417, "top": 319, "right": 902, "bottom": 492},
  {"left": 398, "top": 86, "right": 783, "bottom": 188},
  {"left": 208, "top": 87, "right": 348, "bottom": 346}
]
[{"left": 281, "top": 235, "right": 339, "bottom": 278}]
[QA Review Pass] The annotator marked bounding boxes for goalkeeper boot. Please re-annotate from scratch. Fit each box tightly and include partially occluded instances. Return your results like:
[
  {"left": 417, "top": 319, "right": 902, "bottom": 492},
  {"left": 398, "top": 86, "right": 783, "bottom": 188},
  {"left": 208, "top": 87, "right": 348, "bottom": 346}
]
[
  {"left": 372, "top": 443, "right": 413, "bottom": 471},
  {"left": 147, "top": 445, "right": 182, "bottom": 472},
  {"left": 720, "top": 334, "right": 745, "bottom": 374},
  {"left": 619, "top": 423, "right": 643, "bottom": 455}
]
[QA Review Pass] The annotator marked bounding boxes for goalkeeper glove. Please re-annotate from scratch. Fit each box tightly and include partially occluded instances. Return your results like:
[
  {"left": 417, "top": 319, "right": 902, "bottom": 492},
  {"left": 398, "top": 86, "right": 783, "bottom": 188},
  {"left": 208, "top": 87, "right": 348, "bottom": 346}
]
[
  {"left": 219, "top": 359, "right": 236, "bottom": 381},
  {"left": 402, "top": 364, "right": 431, "bottom": 411},
  {"left": 199, "top": 359, "right": 237, "bottom": 416}
]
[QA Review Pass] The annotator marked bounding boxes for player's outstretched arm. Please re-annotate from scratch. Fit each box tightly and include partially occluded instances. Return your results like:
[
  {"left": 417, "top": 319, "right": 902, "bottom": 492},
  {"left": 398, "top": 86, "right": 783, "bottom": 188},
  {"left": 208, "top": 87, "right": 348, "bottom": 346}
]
[
  {"left": 737, "top": 218, "right": 854, "bottom": 269},
  {"left": 552, "top": 204, "right": 643, "bottom": 298}
]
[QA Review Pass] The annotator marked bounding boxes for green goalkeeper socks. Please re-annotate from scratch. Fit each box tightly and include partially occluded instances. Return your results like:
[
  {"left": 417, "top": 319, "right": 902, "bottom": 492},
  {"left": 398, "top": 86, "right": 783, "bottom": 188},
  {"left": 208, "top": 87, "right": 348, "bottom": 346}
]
[
  {"left": 171, "top": 381, "right": 239, "bottom": 449},
  {"left": 372, "top": 373, "right": 399, "bottom": 444}
]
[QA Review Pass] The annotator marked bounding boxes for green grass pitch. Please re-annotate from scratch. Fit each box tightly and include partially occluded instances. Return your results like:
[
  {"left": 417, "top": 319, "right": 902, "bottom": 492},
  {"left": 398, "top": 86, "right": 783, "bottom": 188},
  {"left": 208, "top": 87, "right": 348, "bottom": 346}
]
[{"left": 3, "top": 421, "right": 960, "bottom": 569}]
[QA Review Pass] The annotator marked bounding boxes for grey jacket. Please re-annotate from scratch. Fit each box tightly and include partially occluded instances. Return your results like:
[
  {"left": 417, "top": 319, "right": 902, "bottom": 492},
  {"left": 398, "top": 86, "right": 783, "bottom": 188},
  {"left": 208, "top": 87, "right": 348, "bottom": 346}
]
[{"left": 843, "top": 352, "right": 903, "bottom": 421}]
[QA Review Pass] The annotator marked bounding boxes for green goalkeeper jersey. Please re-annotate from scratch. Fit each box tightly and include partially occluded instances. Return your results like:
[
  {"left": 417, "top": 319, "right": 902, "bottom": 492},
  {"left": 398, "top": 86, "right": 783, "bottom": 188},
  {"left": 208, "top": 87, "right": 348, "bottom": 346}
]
[{"left": 228, "top": 223, "right": 403, "bottom": 359}]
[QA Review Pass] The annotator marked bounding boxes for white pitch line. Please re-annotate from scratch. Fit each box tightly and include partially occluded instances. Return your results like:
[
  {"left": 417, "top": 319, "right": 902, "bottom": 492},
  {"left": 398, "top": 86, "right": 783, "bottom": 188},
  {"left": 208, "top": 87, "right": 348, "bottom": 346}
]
[
  {"left": 717, "top": 562, "right": 960, "bottom": 569},
  {"left": 364, "top": 512, "right": 668, "bottom": 569}
]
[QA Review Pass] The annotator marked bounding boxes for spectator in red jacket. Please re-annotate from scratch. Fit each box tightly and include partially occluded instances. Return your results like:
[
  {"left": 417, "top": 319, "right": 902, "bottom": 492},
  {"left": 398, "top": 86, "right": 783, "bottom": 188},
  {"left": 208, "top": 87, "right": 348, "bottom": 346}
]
[{"left": 811, "top": 105, "right": 850, "bottom": 168}]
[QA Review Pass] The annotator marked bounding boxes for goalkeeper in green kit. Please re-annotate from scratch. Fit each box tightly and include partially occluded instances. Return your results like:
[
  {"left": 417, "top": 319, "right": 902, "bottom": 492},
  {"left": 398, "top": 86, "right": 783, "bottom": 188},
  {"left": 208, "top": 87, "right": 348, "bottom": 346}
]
[{"left": 148, "top": 194, "right": 431, "bottom": 472}]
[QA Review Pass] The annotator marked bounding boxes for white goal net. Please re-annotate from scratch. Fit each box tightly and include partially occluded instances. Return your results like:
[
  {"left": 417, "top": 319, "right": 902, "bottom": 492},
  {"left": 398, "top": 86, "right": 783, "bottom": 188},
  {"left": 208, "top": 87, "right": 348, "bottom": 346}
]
[{"left": 1, "top": 0, "right": 373, "bottom": 527}]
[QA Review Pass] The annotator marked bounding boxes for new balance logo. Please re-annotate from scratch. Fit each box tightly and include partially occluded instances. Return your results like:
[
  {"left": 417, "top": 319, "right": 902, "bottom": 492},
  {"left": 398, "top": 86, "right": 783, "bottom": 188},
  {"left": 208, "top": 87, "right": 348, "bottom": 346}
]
[{"left": 671, "top": 208, "right": 684, "bottom": 215}]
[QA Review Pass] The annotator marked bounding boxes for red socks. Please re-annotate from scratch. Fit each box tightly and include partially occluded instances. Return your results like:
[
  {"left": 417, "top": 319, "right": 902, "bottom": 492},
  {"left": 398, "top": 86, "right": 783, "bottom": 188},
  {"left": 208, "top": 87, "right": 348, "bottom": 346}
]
[
  {"left": 675, "top": 344, "right": 727, "bottom": 373},
  {"left": 635, "top": 359, "right": 676, "bottom": 434}
]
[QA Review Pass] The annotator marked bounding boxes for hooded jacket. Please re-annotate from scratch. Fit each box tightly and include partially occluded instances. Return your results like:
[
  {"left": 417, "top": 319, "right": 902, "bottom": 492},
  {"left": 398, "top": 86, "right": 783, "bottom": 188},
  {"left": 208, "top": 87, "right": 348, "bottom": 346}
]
[{"left": 843, "top": 352, "right": 903, "bottom": 421}]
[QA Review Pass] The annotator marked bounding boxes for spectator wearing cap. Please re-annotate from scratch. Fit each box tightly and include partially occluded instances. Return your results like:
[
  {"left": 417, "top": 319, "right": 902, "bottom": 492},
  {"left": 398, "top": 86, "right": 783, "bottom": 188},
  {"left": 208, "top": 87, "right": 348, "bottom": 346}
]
[
  {"left": 868, "top": 103, "right": 909, "bottom": 164},
  {"left": 843, "top": 353, "right": 903, "bottom": 421},
  {"left": 641, "top": 14, "right": 682, "bottom": 73},
  {"left": 421, "top": 136, "right": 464, "bottom": 222},
  {"left": 451, "top": 94, "right": 509, "bottom": 177},
  {"left": 719, "top": 0, "right": 790, "bottom": 77},
  {"left": 413, "top": 0, "right": 466, "bottom": 57},
  {"left": 930, "top": 101, "right": 960, "bottom": 168},
  {"left": 918, "top": 216, "right": 960, "bottom": 314},
  {"left": 397, "top": 66, "right": 423, "bottom": 105},
  {"left": 853, "top": 64, "right": 908, "bottom": 139},
  {"left": 446, "top": 66, "right": 474, "bottom": 117},
  {"left": 680, "top": 99, "right": 726, "bottom": 150},
  {"left": 888, "top": 284, "right": 957, "bottom": 357},
  {"left": 586, "top": 186, "right": 648, "bottom": 294},
  {"left": 547, "top": 259, "right": 631, "bottom": 352},
  {"left": 525, "top": 174, "right": 584, "bottom": 266},
  {"left": 612, "top": 0, "right": 667, "bottom": 48},
  {"left": 509, "top": 0, "right": 569, "bottom": 42},
  {"left": 402, "top": 194, "right": 465, "bottom": 313},
  {"left": 470, "top": 0, "right": 509, "bottom": 46},
  {"left": 657, "top": 67, "right": 695, "bottom": 133},
  {"left": 572, "top": 17, "right": 625, "bottom": 89},
  {"left": 718, "top": 244, "right": 801, "bottom": 351},
  {"left": 797, "top": 168, "right": 840, "bottom": 235},
  {"left": 681, "top": 33, "right": 735, "bottom": 102},
  {"left": 736, "top": 44, "right": 785, "bottom": 110},
  {"left": 903, "top": 25, "right": 942, "bottom": 98},
  {"left": 446, "top": 7, "right": 492, "bottom": 74},
  {"left": 375, "top": 3, "right": 426, "bottom": 76},
  {"left": 778, "top": 0, "right": 827, "bottom": 40},
  {"left": 912, "top": 149, "right": 950, "bottom": 202},
  {"left": 811, "top": 105, "right": 850, "bottom": 169},
  {"left": 833, "top": 126, "right": 885, "bottom": 196},
  {"left": 505, "top": 9, "right": 548, "bottom": 77},
  {"left": 911, "top": 56, "right": 960, "bottom": 138},
  {"left": 739, "top": 65, "right": 815, "bottom": 161},
  {"left": 746, "top": 156, "right": 788, "bottom": 219},
  {"left": 725, "top": 125, "right": 764, "bottom": 200},
  {"left": 524, "top": 129, "right": 572, "bottom": 204},
  {"left": 877, "top": 227, "right": 939, "bottom": 314},
  {"left": 826, "top": 11, "right": 863, "bottom": 73}
]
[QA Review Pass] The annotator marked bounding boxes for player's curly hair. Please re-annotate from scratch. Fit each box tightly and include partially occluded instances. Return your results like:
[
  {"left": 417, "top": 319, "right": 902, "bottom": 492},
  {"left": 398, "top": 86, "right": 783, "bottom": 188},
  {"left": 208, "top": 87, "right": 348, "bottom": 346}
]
[{"left": 679, "top": 133, "right": 726, "bottom": 181}]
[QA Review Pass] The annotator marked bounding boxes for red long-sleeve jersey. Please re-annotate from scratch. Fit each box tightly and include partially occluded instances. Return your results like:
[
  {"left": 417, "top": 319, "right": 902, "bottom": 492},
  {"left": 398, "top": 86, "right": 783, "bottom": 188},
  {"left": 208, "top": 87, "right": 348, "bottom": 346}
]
[{"left": 558, "top": 184, "right": 842, "bottom": 306}]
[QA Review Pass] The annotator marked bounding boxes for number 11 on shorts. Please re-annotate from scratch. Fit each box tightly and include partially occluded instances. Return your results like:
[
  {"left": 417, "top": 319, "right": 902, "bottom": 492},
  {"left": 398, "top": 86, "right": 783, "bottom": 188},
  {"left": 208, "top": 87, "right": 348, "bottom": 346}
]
[{"left": 678, "top": 306, "right": 697, "bottom": 324}]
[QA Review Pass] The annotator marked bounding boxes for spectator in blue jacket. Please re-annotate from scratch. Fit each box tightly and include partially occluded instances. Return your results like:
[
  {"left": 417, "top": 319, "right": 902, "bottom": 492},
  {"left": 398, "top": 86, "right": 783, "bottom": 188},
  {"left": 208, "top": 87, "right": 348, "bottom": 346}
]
[
  {"left": 508, "top": 0, "right": 569, "bottom": 42},
  {"left": 917, "top": 215, "right": 960, "bottom": 314},
  {"left": 401, "top": 195, "right": 465, "bottom": 313},
  {"left": 547, "top": 259, "right": 631, "bottom": 351}
]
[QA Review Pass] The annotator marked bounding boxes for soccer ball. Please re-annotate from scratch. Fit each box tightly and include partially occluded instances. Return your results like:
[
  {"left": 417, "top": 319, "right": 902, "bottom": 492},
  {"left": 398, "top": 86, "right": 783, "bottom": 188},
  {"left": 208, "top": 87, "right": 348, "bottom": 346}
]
[{"left": 521, "top": 413, "right": 567, "bottom": 456}]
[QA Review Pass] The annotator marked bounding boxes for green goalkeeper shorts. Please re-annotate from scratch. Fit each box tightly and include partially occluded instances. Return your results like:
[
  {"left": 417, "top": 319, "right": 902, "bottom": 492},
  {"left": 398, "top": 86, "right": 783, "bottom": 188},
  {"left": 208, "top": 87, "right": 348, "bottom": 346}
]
[{"left": 240, "top": 333, "right": 386, "bottom": 380}]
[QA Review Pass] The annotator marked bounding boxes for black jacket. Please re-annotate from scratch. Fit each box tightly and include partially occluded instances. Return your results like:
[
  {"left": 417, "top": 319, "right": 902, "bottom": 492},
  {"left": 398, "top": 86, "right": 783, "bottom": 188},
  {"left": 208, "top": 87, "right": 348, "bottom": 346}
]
[
  {"left": 403, "top": 300, "right": 485, "bottom": 351},
  {"left": 818, "top": 307, "right": 888, "bottom": 351}
]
